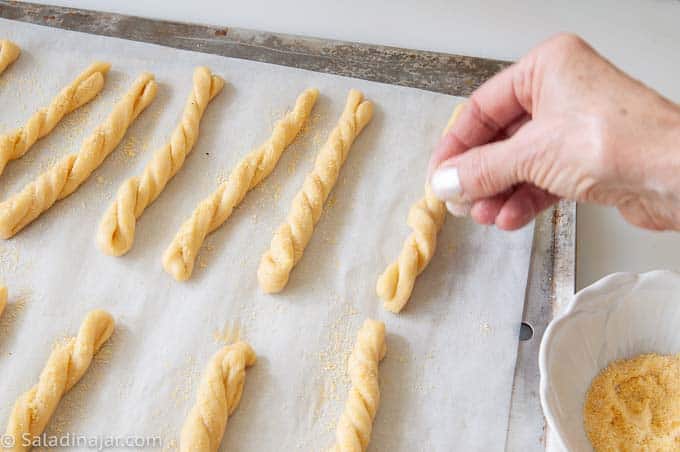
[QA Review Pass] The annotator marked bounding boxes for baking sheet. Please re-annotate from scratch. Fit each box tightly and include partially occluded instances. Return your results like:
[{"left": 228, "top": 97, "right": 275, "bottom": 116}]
[{"left": 0, "top": 18, "right": 534, "bottom": 451}]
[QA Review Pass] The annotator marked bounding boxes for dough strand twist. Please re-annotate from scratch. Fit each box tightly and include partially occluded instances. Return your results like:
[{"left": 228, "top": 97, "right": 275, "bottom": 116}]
[
  {"left": 3, "top": 310, "right": 115, "bottom": 452},
  {"left": 0, "top": 40, "right": 20, "bottom": 75},
  {"left": 163, "top": 88, "right": 318, "bottom": 281},
  {"left": 0, "top": 72, "right": 157, "bottom": 239},
  {"left": 0, "top": 62, "right": 111, "bottom": 177},
  {"left": 97, "top": 67, "right": 225, "bottom": 256},
  {"left": 329, "top": 319, "right": 386, "bottom": 452},
  {"left": 0, "top": 285, "right": 6, "bottom": 318},
  {"left": 180, "top": 341, "right": 256, "bottom": 452},
  {"left": 258, "top": 89, "right": 373, "bottom": 293},
  {"left": 377, "top": 103, "right": 464, "bottom": 313}
]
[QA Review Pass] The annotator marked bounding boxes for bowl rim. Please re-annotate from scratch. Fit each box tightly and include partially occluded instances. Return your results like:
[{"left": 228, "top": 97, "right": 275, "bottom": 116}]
[{"left": 538, "top": 269, "right": 680, "bottom": 450}]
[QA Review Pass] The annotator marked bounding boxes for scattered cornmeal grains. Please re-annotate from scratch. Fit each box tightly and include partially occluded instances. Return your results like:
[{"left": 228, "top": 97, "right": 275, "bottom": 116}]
[
  {"left": 584, "top": 353, "right": 680, "bottom": 451},
  {"left": 0, "top": 285, "right": 6, "bottom": 317}
]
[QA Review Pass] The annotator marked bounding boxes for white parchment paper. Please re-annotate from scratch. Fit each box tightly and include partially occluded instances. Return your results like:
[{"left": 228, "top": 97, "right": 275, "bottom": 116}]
[{"left": 0, "top": 19, "right": 534, "bottom": 451}]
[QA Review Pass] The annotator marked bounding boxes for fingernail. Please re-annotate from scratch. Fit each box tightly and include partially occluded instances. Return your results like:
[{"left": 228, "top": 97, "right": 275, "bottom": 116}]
[
  {"left": 430, "top": 166, "right": 462, "bottom": 201},
  {"left": 446, "top": 200, "right": 471, "bottom": 217}
]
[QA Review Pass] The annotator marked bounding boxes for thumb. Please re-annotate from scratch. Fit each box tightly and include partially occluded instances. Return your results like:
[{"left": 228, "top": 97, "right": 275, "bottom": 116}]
[{"left": 430, "top": 122, "right": 539, "bottom": 202}]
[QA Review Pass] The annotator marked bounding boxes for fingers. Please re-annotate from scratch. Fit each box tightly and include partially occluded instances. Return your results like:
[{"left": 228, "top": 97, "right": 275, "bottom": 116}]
[
  {"left": 428, "top": 60, "right": 533, "bottom": 175},
  {"left": 469, "top": 184, "right": 558, "bottom": 229},
  {"left": 495, "top": 184, "right": 559, "bottom": 230},
  {"left": 470, "top": 190, "right": 514, "bottom": 225},
  {"left": 437, "top": 114, "right": 531, "bottom": 217},
  {"left": 431, "top": 120, "right": 542, "bottom": 204}
]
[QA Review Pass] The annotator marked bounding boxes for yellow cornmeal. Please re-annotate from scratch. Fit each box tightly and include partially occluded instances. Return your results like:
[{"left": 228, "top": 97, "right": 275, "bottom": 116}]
[{"left": 584, "top": 353, "right": 680, "bottom": 451}]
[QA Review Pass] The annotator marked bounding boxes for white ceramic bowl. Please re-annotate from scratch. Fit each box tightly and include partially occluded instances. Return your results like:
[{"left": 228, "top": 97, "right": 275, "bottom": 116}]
[{"left": 539, "top": 270, "right": 680, "bottom": 451}]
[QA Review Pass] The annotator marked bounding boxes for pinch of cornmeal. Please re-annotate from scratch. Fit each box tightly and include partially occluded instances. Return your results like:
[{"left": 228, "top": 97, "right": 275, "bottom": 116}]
[{"left": 584, "top": 353, "right": 680, "bottom": 451}]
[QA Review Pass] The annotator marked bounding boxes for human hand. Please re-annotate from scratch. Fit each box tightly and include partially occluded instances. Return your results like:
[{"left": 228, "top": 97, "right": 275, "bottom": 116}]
[{"left": 428, "top": 33, "right": 680, "bottom": 231}]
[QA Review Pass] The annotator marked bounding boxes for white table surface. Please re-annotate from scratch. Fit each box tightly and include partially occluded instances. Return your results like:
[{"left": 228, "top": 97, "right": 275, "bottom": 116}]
[{"left": 40, "top": 0, "right": 680, "bottom": 289}]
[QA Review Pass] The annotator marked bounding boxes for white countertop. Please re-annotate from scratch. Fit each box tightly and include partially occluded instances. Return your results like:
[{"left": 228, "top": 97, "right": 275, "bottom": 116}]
[{"left": 42, "top": 0, "right": 680, "bottom": 290}]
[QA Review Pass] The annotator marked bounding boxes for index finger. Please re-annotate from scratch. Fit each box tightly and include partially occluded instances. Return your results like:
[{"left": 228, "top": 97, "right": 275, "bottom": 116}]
[{"left": 428, "top": 60, "right": 532, "bottom": 176}]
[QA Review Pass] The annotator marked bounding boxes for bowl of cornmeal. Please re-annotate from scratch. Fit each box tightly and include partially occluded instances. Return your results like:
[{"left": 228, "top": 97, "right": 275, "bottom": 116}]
[{"left": 539, "top": 270, "right": 680, "bottom": 451}]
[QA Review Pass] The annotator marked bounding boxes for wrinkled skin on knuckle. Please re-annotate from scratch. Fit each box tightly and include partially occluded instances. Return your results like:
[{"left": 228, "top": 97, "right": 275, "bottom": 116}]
[
  {"left": 514, "top": 120, "right": 562, "bottom": 194},
  {"left": 467, "top": 150, "right": 496, "bottom": 198},
  {"left": 519, "top": 115, "right": 609, "bottom": 203},
  {"left": 518, "top": 141, "right": 545, "bottom": 187}
]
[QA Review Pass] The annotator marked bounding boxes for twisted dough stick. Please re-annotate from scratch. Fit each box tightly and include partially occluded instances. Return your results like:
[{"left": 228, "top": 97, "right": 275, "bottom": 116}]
[
  {"left": 97, "top": 67, "right": 225, "bottom": 257},
  {"left": 0, "top": 62, "right": 111, "bottom": 177},
  {"left": 329, "top": 319, "right": 386, "bottom": 452},
  {"left": 0, "top": 285, "right": 6, "bottom": 318},
  {"left": 163, "top": 88, "right": 318, "bottom": 281},
  {"left": 0, "top": 72, "right": 157, "bottom": 239},
  {"left": 0, "top": 40, "right": 20, "bottom": 75},
  {"left": 180, "top": 341, "right": 256, "bottom": 452},
  {"left": 258, "top": 89, "right": 373, "bottom": 293},
  {"left": 376, "top": 103, "right": 464, "bottom": 313},
  {"left": 4, "top": 310, "right": 114, "bottom": 452}
]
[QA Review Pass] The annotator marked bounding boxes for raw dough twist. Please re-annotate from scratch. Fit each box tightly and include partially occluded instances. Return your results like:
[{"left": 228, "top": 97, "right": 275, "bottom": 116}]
[
  {"left": 376, "top": 103, "right": 464, "bottom": 313},
  {"left": 0, "top": 40, "right": 20, "bottom": 75},
  {"left": 0, "top": 72, "right": 157, "bottom": 239},
  {"left": 0, "top": 62, "right": 111, "bottom": 177},
  {"left": 3, "top": 310, "right": 114, "bottom": 452},
  {"left": 258, "top": 89, "right": 373, "bottom": 293},
  {"left": 97, "top": 67, "right": 225, "bottom": 256},
  {"left": 180, "top": 341, "right": 256, "bottom": 452},
  {"left": 329, "top": 319, "right": 386, "bottom": 452},
  {"left": 163, "top": 88, "right": 318, "bottom": 281},
  {"left": 0, "top": 285, "right": 6, "bottom": 318}
]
